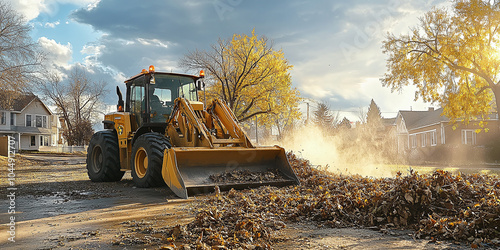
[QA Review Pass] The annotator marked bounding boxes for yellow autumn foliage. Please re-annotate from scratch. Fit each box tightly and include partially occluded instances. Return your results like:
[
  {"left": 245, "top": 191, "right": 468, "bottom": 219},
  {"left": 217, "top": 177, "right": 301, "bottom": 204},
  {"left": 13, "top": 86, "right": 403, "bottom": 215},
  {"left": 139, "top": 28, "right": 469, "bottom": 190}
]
[
  {"left": 382, "top": 0, "right": 500, "bottom": 126},
  {"left": 180, "top": 29, "right": 301, "bottom": 133}
]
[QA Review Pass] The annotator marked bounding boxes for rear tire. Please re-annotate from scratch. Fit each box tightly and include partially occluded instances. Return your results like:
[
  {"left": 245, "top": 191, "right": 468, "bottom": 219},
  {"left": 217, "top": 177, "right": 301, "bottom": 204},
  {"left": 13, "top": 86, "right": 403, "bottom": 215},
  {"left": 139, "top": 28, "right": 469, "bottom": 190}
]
[
  {"left": 86, "top": 130, "right": 124, "bottom": 182},
  {"left": 131, "top": 133, "right": 170, "bottom": 187}
]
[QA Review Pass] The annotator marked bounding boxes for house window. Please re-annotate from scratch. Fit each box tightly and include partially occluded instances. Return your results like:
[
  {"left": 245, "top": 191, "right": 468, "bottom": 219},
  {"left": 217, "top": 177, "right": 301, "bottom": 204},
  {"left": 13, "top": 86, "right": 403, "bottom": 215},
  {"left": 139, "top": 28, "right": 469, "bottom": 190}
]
[
  {"left": 30, "top": 136, "right": 36, "bottom": 146},
  {"left": 10, "top": 113, "right": 15, "bottom": 125},
  {"left": 410, "top": 134, "right": 417, "bottom": 148},
  {"left": 40, "top": 136, "right": 49, "bottom": 146},
  {"left": 26, "top": 115, "right": 32, "bottom": 127},
  {"left": 462, "top": 130, "right": 476, "bottom": 145},
  {"left": 36, "top": 115, "right": 43, "bottom": 127},
  {"left": 421, "top": 133, "right": 427, "bottom": 147},
  {"left": 430, "top": 131, "right": 437, "bottom": 146},
  {"left": 0, "top": 111, "right": 5, "bottom": 125},
  {"left": 43, "top": 116, "right": 47, "bottom": 128},
  {"left": 0, "top": 111, "right": 6, "bottom": 125},
  {"left": 441, "top": 126, "right": 446, "bottom": 145}
]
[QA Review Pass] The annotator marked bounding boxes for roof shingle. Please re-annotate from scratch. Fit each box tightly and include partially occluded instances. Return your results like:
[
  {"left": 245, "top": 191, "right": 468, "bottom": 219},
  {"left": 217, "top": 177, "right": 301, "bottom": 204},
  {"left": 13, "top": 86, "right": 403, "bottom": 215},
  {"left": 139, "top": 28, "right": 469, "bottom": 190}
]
[{"left": 399, "top": 108, "right": 448, "bottom": 131}]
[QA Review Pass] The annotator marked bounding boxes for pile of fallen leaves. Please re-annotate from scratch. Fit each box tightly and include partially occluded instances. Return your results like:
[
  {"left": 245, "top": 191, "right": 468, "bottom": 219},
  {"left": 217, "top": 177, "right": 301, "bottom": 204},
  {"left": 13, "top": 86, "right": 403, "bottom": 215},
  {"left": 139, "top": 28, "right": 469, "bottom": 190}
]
[
  {"left": 209, "top": 169, "right": 287, "bottom": 184},
  {"left": 162, "top": 153, "right": 499, "bottom": 249}
]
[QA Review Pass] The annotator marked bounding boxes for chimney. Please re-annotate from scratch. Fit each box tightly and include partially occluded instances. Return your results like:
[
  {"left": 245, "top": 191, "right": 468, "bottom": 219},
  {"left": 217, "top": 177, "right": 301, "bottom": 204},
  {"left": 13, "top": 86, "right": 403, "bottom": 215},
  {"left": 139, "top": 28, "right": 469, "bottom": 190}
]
[{"left": 428, "top": 107, "right": 434, "bottom": 111}]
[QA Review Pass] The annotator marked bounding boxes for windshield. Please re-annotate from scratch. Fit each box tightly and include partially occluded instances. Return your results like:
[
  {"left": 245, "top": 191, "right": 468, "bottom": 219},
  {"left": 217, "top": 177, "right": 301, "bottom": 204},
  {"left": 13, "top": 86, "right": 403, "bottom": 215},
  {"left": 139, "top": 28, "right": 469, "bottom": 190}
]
[
  {"left": 148, "top": 74, "right": 198, "bottom": 122},
  {"left": 152, "top": 74, "right": 198, "bottom": 102}
]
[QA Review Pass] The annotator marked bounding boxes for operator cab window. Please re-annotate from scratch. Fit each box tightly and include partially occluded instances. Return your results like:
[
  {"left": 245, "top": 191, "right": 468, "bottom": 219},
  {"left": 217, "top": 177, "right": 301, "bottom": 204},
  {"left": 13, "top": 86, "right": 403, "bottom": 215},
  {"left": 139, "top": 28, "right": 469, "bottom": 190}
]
[
  {"left": 149, "top": 74, "right": 198, "bottom": 123},
  {"left": 179, "top": 82, "right": 197, "bottom": 101},
  {"left": 150, "top": 87, "right": 173, "bottom": 123},
  {"left": 154, "top": 89, "right": 172, "bottom": 103},
  {"left": 154, "top": 74, "right": 198, "bottom": 102}
]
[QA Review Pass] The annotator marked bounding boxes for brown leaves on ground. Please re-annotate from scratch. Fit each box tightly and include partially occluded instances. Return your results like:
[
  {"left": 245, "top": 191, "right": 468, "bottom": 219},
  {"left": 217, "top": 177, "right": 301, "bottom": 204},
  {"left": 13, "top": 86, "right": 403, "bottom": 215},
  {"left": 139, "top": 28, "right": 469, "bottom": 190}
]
[
  {"left": 209, "top": 169, "right": 287, "bottom": 184},
  {"left": 163, "top": 153, "right": 499, "bottom": 249}
]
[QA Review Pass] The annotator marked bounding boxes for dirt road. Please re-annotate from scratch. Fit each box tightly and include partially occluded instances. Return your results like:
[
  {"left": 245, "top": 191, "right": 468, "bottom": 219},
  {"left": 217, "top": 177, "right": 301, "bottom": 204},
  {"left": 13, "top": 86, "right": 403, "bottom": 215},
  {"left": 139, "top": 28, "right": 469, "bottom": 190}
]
[{"left": 0, "top": 154, "right": 484, "bottom": 249}]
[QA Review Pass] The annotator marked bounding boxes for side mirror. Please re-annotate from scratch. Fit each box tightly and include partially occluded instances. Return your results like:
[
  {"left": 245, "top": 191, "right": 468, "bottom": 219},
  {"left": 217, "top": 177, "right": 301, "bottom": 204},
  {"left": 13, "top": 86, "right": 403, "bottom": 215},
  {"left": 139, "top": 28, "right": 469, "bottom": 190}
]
[
  {"left": 116, "top": 86, "right": 124, "bottom": 112},
  {"left": 196, "top": 79, "right": 204, "bottom": 91}
]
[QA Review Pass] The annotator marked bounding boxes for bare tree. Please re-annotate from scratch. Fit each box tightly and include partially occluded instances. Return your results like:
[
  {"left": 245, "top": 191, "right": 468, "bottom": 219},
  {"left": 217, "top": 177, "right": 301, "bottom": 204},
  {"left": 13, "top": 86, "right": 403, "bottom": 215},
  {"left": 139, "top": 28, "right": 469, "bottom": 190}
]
[
  {"left": 357, "top": 107, "right": 367, "bottom": 124},
  {"left": 0, "top": 1, "right": 45, "bottom": 109},
  {"left": 37, "top": 68, "right": 106, "bottom": 146},
  {"left": 273, "top": 104, "right": 301, "bottom": 141}
]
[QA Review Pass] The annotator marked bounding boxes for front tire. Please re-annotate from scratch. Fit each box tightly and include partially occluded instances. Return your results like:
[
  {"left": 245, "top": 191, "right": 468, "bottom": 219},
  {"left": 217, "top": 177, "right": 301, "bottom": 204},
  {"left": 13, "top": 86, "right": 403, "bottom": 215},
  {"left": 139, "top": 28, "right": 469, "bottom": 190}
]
[
  {"left": 131, "top": 133, "right": 170, "bottom": 187},
  {"left": 86, "top": 130, "right": 124, "bottom": 182}
]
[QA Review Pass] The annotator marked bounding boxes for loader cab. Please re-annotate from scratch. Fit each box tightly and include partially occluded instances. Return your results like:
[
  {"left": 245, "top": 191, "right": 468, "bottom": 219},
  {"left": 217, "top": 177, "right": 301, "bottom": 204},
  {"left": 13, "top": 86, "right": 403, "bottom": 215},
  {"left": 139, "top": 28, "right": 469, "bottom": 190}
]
[{"left": 125, "top": 68, "right": 201, "bottom": 127}]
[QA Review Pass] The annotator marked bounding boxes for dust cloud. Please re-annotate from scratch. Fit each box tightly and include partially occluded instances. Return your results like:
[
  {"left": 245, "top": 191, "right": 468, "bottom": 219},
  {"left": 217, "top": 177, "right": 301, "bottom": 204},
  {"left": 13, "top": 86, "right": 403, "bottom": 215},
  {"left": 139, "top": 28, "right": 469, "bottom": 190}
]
[{"left": 270, "top": 125, "right": 397, "bottom": 178}]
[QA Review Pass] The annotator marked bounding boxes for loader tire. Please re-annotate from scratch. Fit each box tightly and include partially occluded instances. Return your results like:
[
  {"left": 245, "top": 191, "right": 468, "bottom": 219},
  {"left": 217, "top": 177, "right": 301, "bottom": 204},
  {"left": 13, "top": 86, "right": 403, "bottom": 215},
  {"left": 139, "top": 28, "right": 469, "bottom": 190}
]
[
  {"left": 86, "top": 130, "right": 124, "bottom": 182},
  {"left": 131, "top": 133, "right": 170, "bottom": 187}
]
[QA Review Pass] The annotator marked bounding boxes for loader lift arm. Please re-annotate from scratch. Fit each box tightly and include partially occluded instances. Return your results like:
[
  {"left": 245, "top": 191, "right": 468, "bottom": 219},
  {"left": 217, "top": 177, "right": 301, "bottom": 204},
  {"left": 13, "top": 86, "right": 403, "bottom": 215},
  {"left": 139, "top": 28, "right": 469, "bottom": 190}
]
[
  {"left": 162, "top": 97, "right": 299, "bottom": 199},
  {"left": 167, "top": 98, "right": 254, "bottom": 149}
]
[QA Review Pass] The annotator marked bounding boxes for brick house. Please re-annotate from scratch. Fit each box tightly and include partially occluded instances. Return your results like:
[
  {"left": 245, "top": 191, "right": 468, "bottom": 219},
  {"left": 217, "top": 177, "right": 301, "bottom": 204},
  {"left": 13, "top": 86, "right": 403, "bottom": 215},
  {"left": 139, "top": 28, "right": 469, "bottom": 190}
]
[
  {"left": 395, "top": 107, "right": 499, "bottom": 163},
  {"left": 0, "top": 93, "right": 61, "bottom": 152}
]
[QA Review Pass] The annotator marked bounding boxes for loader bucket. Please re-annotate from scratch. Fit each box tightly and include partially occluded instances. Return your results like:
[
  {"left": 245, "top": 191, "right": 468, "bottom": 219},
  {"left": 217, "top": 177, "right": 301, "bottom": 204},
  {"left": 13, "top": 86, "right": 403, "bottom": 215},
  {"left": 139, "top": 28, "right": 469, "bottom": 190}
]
[{"left": 161, "top": 146, "right": 300, "bottom": 199}]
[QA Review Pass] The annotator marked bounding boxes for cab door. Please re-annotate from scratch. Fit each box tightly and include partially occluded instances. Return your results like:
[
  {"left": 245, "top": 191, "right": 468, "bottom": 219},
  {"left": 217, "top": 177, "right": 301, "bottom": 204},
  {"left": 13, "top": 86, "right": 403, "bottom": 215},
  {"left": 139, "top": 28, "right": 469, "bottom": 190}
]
[{"left": 129, "top": 80, "right": 145, "bottom": 128}]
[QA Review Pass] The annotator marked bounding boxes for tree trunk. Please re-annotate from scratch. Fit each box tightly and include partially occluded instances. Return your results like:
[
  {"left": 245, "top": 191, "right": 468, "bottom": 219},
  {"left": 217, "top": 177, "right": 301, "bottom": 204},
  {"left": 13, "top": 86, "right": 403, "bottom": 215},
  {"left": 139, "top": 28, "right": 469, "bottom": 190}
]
[{"left": 493, "top": 85, "right": 500, "bottom": 135}]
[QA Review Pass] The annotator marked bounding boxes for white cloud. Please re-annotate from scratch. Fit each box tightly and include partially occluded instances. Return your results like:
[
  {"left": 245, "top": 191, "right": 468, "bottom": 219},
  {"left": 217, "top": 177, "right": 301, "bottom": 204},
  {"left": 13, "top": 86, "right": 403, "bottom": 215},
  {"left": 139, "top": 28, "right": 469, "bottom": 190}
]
[
  {"left": 81, "top": 43, "right": 103, "bottom": 56},
  {"left": 84, "top": 0, "right": 100, "bottom": 11},
  {"left": 113, "top": 72, "right": 127, "bottom": 85},
  {"left": 80, "top": 44, "right": 105, "bottom": 71},
  {"left": 38, "top": 36, "right": 72, "bottom": 69},
  {"left": 300, "top": 83, "right": 333, "bottom": 99},
  {"left": 5, "top": 0, "right": 45, "bottom": 21},
  {"left": 137, "top": 38, "right": 170, "bottom": 49},
  {"left": 358, "top": 77, "right": 432, "bottom": 116},
  {"left": 5, "top": 0, "right": 98, "bottom": 21},
  {"left": 44, "top": 20, "right": 60, "bottom": 28}
]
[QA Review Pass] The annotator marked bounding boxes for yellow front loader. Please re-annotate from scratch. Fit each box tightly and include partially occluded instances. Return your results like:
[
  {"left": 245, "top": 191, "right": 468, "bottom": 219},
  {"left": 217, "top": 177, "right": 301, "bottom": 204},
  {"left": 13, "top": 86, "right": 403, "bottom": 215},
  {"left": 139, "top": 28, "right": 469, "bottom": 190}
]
[{"left": 86, "top": 66, "right": 299, "bottom": 198}]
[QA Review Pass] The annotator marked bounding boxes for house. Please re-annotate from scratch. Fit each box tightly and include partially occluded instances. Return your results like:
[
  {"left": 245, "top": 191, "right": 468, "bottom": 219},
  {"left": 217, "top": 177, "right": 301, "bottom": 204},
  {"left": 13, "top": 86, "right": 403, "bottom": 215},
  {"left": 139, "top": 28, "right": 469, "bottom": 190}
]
[
  {"left": 395, "top": 107, "right": 499, "bottom": 163},
  {"left": 0, "top": 93, "right": 60, "bottom": 152}
]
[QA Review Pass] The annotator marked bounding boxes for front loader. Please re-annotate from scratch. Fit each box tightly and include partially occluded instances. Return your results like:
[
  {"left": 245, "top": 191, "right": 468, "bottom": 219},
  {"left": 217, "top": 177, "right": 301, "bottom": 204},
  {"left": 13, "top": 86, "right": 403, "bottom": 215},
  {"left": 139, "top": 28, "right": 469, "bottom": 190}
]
[{"left": 86, "top": 66, "right": 299, "bottom": 198}]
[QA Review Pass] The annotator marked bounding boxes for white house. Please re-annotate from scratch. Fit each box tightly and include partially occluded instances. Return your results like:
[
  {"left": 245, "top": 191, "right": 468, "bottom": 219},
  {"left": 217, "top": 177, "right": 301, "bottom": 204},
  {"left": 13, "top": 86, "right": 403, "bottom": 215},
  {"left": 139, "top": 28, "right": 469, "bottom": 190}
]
[{"left": 0, "top": 93, "right": 60, "bottom": 152}]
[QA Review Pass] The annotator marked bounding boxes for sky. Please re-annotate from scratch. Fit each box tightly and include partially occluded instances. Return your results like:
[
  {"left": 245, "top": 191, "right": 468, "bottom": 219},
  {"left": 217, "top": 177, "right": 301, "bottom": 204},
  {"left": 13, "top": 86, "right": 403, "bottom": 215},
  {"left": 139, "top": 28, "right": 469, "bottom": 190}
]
[{"left": 6, "top": 0, "right": 450, "bottom": 121}]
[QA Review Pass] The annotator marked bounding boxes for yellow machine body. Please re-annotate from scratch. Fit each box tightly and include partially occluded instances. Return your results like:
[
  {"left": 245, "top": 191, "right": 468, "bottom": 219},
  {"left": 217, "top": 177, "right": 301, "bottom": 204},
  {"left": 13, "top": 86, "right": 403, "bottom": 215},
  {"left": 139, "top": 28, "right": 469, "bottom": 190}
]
[
  {"left": 92, "top": 68, "right": 300, "bottom": 199},
  {"left": 104, "top": 112, "right": 136, "bottom": 171}
]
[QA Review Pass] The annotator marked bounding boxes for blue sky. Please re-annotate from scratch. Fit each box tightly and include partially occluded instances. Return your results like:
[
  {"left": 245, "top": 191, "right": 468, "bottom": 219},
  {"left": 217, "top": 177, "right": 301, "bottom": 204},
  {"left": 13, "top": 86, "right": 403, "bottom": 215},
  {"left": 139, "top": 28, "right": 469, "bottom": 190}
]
[{"left": 6, "top": 0, "right": 450, "bottom": 121}]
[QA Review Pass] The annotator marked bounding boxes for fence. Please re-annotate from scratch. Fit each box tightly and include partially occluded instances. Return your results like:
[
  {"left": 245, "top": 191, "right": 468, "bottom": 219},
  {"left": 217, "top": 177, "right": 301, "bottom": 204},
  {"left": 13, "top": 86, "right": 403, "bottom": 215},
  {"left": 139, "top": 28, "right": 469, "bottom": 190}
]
[
  {"left": 56, "top": 145, "right": 87, "bottom": 153},
  {"left": 39, "top": 145, "right": 87, "bottom": 153}
]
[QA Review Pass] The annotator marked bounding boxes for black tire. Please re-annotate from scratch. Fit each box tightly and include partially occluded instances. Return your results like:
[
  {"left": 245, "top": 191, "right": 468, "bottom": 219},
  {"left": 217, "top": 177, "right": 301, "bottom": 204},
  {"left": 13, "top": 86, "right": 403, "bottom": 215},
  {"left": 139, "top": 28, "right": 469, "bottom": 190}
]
[
  {"left": 131, "top": 132, "right": 170, "bottom": 187},
  {"left": 86, "top": 130, "right": 124, "bottom": 182}
]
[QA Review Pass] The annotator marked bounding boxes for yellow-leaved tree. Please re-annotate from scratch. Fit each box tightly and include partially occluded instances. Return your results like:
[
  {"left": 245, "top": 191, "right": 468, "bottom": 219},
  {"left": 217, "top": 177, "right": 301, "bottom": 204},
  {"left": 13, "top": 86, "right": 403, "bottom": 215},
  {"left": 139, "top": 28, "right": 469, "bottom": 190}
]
[
  {"left": 382, "top": 0, "right": 500, "bottom": 130},
  {"left": 180, "top": 30, "right": 301, "bottom": 138}
]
